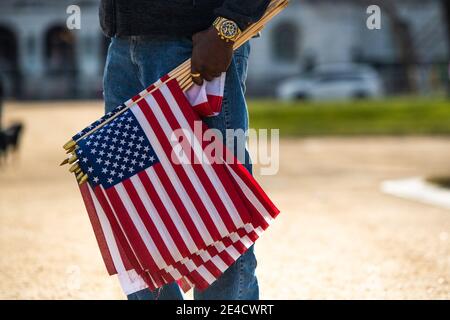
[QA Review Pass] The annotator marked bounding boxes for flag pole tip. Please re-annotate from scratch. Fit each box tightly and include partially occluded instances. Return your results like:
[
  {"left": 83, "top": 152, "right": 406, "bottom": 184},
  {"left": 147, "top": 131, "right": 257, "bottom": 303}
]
[
  {"left": 68, "top": 155, "right": 78, "bottom": 164},
  {"left": 69, "top": 163, "right": 80, "bottom": 173},
  {"left": 63, "top": 140, "right": 76, "bottom": 150},
  {"left": 78, "top": 174, "right": 89, "bottom": 185}
]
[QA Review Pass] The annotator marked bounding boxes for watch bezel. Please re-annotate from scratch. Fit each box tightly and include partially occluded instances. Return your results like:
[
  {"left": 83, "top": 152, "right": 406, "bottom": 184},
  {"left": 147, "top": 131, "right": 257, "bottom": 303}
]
[
  {"left": 220, "top": 20, "right": 239, "bottom": 39},
  {"left": 213, "top": 17, "right": 241, "bottom": 42}
]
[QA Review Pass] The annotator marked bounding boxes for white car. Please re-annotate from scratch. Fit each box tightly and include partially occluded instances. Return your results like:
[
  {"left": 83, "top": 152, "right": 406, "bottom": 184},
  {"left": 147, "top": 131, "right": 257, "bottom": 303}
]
[{"left": 276, "top": 63, "right": 384, "bottom": 100}]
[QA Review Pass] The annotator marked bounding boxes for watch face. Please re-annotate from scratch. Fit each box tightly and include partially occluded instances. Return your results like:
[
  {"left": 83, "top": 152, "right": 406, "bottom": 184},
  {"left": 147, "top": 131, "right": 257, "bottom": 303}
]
[{"left": 220, "top": 20, "right": 238, "bottom": 38}]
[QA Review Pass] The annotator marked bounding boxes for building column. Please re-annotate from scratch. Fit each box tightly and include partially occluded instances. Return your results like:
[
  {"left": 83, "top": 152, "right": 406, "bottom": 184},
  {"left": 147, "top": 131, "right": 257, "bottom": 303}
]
[
  {"left": 17, "top": 23, "right": 46, "bottom": 98},
  {"left": 75, "top": 17, "right": 104, "bottom": 99}
]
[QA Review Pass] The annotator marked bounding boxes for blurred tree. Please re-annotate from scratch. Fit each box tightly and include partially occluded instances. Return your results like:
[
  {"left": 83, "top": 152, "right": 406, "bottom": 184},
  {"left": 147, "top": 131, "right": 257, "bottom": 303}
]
[
  {"left": 0, "top": 77, "right": 3, "bottom": 129},
  {"left": 442, "top": 0, "right": 450, "bottom": 96},
  {"left": 340, "top": 0, "right": 418, "bottom": 92}
]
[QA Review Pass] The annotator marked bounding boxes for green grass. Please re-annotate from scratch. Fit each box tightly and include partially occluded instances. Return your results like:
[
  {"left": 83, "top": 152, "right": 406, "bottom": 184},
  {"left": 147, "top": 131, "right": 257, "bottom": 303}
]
[{"left": 247, "top": 97, "right": 450, "bottom": 136}]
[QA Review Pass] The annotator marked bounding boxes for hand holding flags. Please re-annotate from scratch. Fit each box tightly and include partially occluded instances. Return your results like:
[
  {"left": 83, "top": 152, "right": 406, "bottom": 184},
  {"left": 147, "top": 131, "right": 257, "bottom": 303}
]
[{"left": 60, "top": 0, "right": 289, "bottom": 292}]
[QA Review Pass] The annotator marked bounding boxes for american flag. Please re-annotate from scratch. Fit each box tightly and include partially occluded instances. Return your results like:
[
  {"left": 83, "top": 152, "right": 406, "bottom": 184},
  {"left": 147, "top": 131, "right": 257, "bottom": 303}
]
[{"left": 75, "top": 75, "right": 279, "bottom": 291}]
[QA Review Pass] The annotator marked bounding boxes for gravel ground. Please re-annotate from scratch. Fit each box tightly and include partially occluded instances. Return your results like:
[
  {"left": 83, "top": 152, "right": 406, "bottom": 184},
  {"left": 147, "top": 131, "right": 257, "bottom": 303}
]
[{"left": 0, "top": 102, "right": 449, "bottom": 299}]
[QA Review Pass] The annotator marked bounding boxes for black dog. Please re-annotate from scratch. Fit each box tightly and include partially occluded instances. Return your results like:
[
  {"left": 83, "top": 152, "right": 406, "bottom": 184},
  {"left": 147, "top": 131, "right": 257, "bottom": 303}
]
[
  {"left": 4, "top": 122, "right": 23, "bottom": 152},
  {"left": 0, "top": 122, "right": 24, "bottom": 164},
  {"left": 0, "top": 130, "right": 7, "bottom": 163}
]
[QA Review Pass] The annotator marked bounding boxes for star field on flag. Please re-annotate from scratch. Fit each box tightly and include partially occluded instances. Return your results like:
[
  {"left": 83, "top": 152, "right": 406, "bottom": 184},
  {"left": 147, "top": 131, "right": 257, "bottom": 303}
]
[{"left": 77, "top": 110, "right": 159, "bottom": 188}]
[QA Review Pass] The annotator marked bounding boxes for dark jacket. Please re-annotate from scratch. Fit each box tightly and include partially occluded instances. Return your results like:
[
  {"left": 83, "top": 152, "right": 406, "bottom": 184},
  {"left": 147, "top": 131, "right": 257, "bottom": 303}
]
[{"left": 99, "top": 0, "right": 271, "bottom": 37}]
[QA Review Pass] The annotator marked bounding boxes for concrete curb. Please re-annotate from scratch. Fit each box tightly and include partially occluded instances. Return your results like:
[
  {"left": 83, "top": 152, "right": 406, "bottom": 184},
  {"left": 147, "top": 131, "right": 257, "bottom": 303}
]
[{"left": 381, "top": 177, "right": 450, "bottom": 210}]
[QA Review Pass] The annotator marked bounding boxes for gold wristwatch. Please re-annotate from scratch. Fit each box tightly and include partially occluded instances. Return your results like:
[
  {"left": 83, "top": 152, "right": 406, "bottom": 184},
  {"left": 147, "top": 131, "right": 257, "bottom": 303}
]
[{"left": 213, "top": 17, "right": 242, "bottom": 43}]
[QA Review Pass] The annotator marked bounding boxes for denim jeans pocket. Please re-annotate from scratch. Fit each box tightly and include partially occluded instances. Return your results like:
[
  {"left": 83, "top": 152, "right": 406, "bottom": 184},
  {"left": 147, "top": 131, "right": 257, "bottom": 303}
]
[{"left": 233, "top": 42, "right": 251, "bottom": 93}]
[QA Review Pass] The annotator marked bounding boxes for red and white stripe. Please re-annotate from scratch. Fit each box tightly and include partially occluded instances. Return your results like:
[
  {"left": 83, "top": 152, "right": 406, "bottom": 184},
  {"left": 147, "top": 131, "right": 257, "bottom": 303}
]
[
  {"left": 184, "top": 72, "right": 226, "bottom": 117},
  {"left": 76, "top": 77, "right": 280, "bottom": 294}
]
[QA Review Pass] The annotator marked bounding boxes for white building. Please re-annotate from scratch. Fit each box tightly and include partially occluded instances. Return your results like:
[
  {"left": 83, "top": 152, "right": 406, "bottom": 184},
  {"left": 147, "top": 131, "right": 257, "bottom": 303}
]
[
  {"left": 0, "top": 0, "right": 448, "bottom": 98},
  {"left": 0, "top": 0, "right": 106, "bottom": 99},
  {"left": 248, "top": 0, "right": 448, "bottom": 94}
]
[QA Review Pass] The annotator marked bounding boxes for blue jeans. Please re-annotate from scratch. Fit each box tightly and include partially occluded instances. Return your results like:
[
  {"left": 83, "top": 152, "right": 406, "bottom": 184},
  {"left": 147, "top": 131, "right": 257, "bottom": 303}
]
[{"left": 103, "top": 36, "right": 258, "bottom": 300}]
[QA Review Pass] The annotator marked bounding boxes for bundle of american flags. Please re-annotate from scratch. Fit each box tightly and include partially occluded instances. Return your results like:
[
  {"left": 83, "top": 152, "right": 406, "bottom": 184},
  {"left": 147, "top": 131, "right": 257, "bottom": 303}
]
[{"left": 61, "top": 0, "right": 288, "bottom": 293}]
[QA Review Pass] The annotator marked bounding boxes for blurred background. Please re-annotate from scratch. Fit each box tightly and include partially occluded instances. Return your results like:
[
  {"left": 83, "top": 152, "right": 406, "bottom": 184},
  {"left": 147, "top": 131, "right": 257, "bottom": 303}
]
[
  {"left": 0, "top": 0, "right": 449, "bottom": 299},
  {"left": 0, "top": 0, "right": 448, "bottom": 99}
]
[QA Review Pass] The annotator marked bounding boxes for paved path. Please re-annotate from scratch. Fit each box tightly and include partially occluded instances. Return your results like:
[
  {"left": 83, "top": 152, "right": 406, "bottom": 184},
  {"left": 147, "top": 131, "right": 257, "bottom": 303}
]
[{"left": 0, "top": 102, "right": 449, "bottom": 299}]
